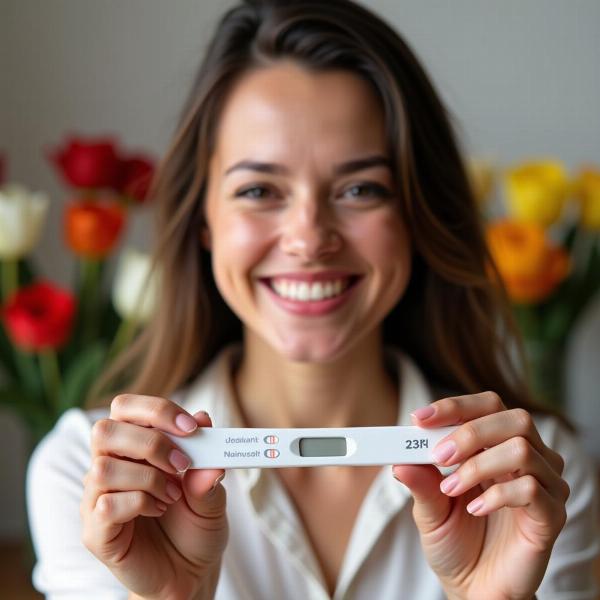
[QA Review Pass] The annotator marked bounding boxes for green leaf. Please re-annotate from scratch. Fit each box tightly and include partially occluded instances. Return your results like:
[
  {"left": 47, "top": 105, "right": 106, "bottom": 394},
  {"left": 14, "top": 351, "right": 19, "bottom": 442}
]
[
  {"left": 0, "top": 323, "right": 19, "bottom": 381},
  {"left": 0, "top": 384, "right": 27, "bottom": 407},
  {"left": 59, "top": 341, "right": 108, "bottom": 413},
  {"left": 0, "top": 383, "right": 53, "bottom": 437},
  {"left": 19, "top": 257, "right": 38, "bottom": 286},
  {"left": 13, "top": 349, "right": 44, "bottom": 401},
  {"left": 561, "top": 222, "right": 579, "bottom": 253}
]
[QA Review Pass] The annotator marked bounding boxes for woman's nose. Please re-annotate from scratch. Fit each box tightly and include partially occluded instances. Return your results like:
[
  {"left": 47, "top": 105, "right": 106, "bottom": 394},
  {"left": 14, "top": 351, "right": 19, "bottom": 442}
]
[{"left": 279, "top": 203, "right": 342, "bottom": 261}]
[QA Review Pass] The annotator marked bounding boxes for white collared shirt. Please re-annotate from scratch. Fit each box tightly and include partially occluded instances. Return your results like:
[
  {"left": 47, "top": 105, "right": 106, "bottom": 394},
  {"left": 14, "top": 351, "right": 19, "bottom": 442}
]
[{"left": 27, "top": 345, "right": 600, "bottom": 599}]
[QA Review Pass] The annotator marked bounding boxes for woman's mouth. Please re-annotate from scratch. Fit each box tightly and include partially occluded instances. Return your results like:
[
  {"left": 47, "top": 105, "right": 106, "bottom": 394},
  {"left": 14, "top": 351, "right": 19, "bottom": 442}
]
[
  {"left": 260, "top": 275, "right": 362, "bottom": 316},
  {"left": 270, "top": 277, "right": 355, "bottom": 301}
]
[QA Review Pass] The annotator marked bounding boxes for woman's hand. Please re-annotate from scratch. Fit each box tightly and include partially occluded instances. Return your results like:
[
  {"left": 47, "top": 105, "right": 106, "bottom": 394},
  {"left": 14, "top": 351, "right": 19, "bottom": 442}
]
[
  {"left": 80, "top": 394, "right": 228, "bottom": 600},
  {"left": 392, "top": 392, "right": 569, "bottom": 600}
]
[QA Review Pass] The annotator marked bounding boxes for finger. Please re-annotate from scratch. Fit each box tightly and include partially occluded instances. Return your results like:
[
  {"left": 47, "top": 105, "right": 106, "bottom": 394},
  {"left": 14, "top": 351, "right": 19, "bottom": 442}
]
[
  {"left": 464, "top": 475, "right": 568, "bottom": 534},
  {"left": 439, "top": 437, "right": 570, "bottom": 502},
  {"left": 177, "top": 410, "right": 226, "bottom": 516},
  {"left": 391, "top": 465, "right": 452, "bottom": 535},
  {"left": 429, "top": 408, "right": 564, "bottom": 475},
  {"left": 180, "top": 468, "right": 227, "bottom": 517},
  {"left": 411, "top": 391, "right": 508, "bottom": 428},
  {"left": 82, "top": 456, "right": 183, "bottom": 512},
  {"left": 91, "top": 418, "right": 194, "bottom": 476},
  {"left": 83, "top": 490, "right": 167, "bottom": 558},
  {"left": 109, "top": 393, "right": 212, "bottom": 436}
]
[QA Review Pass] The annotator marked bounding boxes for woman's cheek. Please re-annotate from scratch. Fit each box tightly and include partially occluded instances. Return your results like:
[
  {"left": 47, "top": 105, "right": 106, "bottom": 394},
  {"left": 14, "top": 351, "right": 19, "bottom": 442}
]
[
  {"left": 346, "top": 210, "right": 411, "bottom": 263},
  {"left": 212, "top": 214, "right": 275, "bottom": 287},
  {"left": 237, "top": 214, "right": 275, "bottom": 255}
]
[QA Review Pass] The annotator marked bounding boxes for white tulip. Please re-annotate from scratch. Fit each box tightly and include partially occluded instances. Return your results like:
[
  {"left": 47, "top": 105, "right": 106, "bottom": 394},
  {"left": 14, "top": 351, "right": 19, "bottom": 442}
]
[
  {"left": 112, "top": 248, "right": 160, "bottom": 323},
  {"left": 0, "top": 183, "right": 50, "bottom": 259}
]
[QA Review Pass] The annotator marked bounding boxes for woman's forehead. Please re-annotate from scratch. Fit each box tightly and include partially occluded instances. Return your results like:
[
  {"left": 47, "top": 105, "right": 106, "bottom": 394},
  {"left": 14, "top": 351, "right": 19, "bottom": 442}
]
[{"left": 211, "top": 62, "right": 388, "bottom": 173}]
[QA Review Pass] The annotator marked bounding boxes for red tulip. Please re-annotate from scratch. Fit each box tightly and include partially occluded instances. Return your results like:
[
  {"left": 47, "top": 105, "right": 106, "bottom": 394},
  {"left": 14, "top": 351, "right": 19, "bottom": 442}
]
[
  {"left": 64, "top": 197, "right": 126, "bottom": 258},
  {"left": 49, "top": 136, "right": 121, "bottom": 189},
  {"left": 1, "top": 281, "right": 76, "bottom": 352},
  {"left": 116, "top": 155, "right": 155, "bottom": 203}
]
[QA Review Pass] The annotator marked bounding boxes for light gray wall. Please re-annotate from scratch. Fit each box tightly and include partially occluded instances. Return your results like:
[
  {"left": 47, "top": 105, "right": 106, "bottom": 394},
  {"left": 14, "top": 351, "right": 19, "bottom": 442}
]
[{"left": 1, "top": 0, "right": 599, "bottom": 539}]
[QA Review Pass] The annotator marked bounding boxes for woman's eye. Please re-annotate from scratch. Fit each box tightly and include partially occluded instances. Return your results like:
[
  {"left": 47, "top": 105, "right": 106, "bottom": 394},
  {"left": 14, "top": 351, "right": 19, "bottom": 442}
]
[
  {"left": 235, "top": 186, "right": 276, "bottom": 199},
  {"left": 342, "top": 183, "right": 392, "bottom": 200}
]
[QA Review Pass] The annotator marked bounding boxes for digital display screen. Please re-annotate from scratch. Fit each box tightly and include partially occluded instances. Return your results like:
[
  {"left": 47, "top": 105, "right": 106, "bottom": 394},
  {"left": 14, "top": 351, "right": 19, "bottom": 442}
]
[{"left": 298, "top": 437, "right": 347, "bottom": 457}]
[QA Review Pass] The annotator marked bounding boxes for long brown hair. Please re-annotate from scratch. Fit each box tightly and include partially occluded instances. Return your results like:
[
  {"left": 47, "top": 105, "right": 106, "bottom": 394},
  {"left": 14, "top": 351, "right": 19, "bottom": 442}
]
[{"left": 88, "top": 0, "right": 542, "bottom": 412}]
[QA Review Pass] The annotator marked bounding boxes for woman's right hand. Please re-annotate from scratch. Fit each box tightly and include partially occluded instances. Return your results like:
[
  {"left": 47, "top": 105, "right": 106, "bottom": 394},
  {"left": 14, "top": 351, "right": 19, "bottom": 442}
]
[{"left": 81, "top": 394, "right": 228, "bottom": 600}]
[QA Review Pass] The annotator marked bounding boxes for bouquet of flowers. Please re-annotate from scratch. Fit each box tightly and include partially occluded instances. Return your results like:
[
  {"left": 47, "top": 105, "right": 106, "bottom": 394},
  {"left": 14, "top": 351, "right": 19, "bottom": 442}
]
[
  {"left": 470, "top": 158, "right": 600, "bottom": 407},
  {"left": 0, "top": 137, "right": 160, "bottom": 447}
]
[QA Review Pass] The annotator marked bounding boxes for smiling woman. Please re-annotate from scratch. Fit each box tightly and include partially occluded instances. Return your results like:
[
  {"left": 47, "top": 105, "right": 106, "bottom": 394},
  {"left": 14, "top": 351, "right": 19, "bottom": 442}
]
[
  {"left": 202, "top": 63, "right": 412, "bottom": 363},
  {"left": 25, "top": 1, "right": 599, "bottom": 599}
]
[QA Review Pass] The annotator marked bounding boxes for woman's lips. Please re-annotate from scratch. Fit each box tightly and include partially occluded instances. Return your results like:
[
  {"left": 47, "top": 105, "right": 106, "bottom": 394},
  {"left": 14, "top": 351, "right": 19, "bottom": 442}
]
[{"left": 260, "top": 276, "right": 362, "bottom": 316}]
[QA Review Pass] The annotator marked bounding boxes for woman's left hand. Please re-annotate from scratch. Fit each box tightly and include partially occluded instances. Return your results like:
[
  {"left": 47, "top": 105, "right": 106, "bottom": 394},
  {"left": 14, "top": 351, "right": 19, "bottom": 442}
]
[{"left": 392, "top": 392, "right": 569, "bottom": 600}]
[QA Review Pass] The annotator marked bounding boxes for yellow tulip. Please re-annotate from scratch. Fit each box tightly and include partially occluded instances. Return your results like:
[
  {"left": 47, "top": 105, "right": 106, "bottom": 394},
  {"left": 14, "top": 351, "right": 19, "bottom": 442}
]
[
  {"left": 572, "top": 166, "right": 600, "bottom": 231},
  {"left": 504, "top": 160, "right": 568, "bottom": 228},
  {"left": 486, "top": 220, "right": 570, "bottom": 304},
  {"left": 467, "top": 157, "right": 495, "bottom": 206}
]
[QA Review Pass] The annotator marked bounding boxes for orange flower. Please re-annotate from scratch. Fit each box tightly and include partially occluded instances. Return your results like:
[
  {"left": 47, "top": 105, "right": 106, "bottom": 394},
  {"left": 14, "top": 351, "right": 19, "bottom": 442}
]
[
  {"left": 64, "top": 197, "right": 126, "bottom": 258},
  {"left": 486, "top": 220, "right": 570, "bottom": 304}
]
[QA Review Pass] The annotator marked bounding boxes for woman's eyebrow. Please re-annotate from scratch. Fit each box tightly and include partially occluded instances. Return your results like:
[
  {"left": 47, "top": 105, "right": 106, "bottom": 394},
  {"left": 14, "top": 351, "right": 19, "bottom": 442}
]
[{"left": 224, "top": 155, "right": 392, "bottom": 177}]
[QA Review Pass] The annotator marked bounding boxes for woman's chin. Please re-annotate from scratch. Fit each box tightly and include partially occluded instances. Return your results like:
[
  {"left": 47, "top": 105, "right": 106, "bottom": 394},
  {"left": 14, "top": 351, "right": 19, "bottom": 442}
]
[{"left": 269, "top": 333, "right": 351, "bottom": 364}]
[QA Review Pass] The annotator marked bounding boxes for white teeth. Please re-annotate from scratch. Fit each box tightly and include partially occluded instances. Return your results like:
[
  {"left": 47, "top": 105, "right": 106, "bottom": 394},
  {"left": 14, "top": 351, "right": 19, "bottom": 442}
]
[
  {"left": 310, "top": 282, "right": 324, "bottom": 300},
  {"left": 298, "top": 282, "right": 310, "bottom": 300},
  {"left": 270, "top": 278, "right": 352, "bottom": 301}
]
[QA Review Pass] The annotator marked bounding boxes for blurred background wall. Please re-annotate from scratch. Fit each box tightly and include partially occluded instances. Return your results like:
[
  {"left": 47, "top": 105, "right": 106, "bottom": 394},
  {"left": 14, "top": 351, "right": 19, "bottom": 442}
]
[{"left": 1, "top": 0, "right": 599, "bottom": 540}]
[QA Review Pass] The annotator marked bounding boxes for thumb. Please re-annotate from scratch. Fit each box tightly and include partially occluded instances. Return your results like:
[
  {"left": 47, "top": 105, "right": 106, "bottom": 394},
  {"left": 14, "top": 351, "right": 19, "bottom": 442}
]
[
  {"left": 180, "top": 467, "right": 226, "bottom": 517},
  {"left": 179, "top": 411, "right": 226, "bottom": 517},
  {"left": 392, "top": 464, "right": 451, "bottom": 535}
]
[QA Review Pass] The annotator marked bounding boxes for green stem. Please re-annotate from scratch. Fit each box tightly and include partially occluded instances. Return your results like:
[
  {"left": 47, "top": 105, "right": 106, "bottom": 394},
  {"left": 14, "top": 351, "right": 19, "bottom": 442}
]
[
  {"left": 80, "top": 258, "right": 102, "bottom": 345},
  {"left": 1, "top": 258, "right": 19, "bottom": 303},
  {"left": 107, "top": 317, "right": 139, "bottom": 362},
  {"left": 39, "top": 349, "right": 62, "bottom": 413}
]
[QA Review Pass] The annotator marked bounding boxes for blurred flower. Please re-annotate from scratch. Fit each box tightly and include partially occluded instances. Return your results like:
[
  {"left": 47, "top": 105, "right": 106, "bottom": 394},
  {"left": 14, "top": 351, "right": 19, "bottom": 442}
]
[
  {"left": 467, "top": 157, "right": 495, "bottom": 205},
  {"left": 49, "top": 136, "right": 121, "bottom": 189},
  {"left": 504, "top": 159, "right": 568, "bottom": 228},
  {"left": 112, "top": 248, "right": 159, "bottom": 323},
  {"left": 1, "top": 280, "right": 76, "bottom": 352},
  {"left": 116, "top": 155, "right": 155, "bottom": 204},
  {"left": 486, "top": 219, "right": 570, "bottom": 304},
  {"left": 572, "top": 166, "right": 600, "bottom": 231},
  {"left": 64, "top": 197, "right": 126, "bottom": 258},
  {"left": 0, "top": 183, "right": 50, "bottom": 259}
]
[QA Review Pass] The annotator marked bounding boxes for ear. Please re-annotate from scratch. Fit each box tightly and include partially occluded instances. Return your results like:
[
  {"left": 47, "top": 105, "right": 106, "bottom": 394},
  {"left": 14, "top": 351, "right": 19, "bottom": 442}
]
[{"left": 200, "top": 226, "right": 211, "bottom": 251}]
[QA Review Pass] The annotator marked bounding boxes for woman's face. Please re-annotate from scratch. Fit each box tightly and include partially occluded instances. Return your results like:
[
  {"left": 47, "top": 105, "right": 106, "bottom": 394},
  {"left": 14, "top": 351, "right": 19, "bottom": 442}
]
[{"left": 204, "top": 61, "right": 412, "bottom": 363}]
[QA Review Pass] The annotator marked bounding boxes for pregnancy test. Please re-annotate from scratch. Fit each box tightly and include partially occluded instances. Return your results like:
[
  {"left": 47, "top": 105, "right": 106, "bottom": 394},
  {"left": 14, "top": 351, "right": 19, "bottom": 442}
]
[{"left": 165, "top": 426, "right": 458, "bottom": 468}]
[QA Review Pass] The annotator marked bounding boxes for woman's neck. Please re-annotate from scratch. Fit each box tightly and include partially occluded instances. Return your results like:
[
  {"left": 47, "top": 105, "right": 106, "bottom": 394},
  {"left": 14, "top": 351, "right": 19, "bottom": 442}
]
[{"left": 232, "top": 330, "right": 399, "bottom": 430}]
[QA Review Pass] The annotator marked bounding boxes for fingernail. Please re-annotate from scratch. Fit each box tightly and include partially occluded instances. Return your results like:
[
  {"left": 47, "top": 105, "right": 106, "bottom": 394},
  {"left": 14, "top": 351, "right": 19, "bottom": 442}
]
[
  {"left": 169, "top": 449, "right": 191, "bottom": 472},
  {"left": 175, "top": 413, "right": 198, "bottom": 433},
  {"left": 211, "top": 472, "right": 225, "bottom": 491},
  {"left": 193, "top": 410, "right": 211, "bottom": 423},
  {"left": 166, "top": 481, "right": 182, "bottom": 502},
  {"left": 411, "top": 406, "right": 435, "bottom": 421},
  {"left": 467, "top": 498, "right": 484, "bottom": 514},
  {"left": 440, "top": 473, "right": 459, "bottom": 494},
  {"left": 432, "top": 440, "right": 457, "bottom": 464}
]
